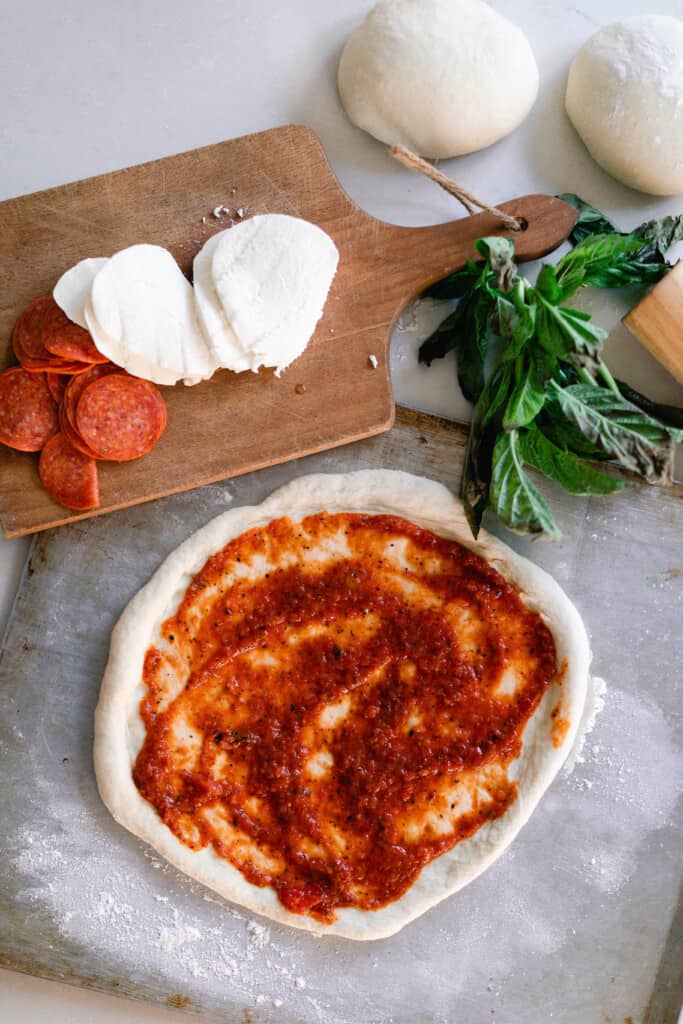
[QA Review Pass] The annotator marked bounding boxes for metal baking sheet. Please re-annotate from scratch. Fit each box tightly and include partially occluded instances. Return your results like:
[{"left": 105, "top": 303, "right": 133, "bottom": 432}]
[{"left": 0, "top": 407, "right": 681, "bottom": 1024}]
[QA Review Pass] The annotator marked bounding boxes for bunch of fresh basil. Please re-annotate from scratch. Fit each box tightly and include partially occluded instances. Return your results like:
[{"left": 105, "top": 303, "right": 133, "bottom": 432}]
[{"left": 419, "top": 195, "right": 683, "bottom": 540}]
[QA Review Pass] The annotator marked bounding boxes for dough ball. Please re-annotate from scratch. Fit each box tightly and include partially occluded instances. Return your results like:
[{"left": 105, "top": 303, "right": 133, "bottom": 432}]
[
  {"left": 338, "top": 0, "right": 539, "bottom": 159},
  {"left": 565, "top": 15, "right": 683, "bottom": 196}
]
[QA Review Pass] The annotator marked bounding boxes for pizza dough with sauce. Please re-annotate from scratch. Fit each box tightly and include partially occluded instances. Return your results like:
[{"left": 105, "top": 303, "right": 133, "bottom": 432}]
[{"left": 94, "top": 470, "right": 590, "bottom": 940}]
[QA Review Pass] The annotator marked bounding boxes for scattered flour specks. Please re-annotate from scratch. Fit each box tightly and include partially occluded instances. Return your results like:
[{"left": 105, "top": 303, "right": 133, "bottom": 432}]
[
  {"left": 246, "top": 918, "right": 271, "bottom": 949},
  {"left": 94, "top": 890, "right": 133, "bottom": 923},
  {"left": 159, "top": 909, "right": 202, "bottom": 954},
  {"left": 563, "top": 675, "right": 607, "bottom": 773},
  {"left": 12, "top": 793, "right": 328, "bottom": 1020}
]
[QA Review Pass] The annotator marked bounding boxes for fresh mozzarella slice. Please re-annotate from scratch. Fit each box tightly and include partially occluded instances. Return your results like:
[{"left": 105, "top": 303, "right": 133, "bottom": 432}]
[
  {"left": 53, "top": 257, "right": 109, "bottom": 329},
  {"left": 84, "top": 300, "right": 180, "bottom": 386},
  {"left": 211, "top": 215, "right": 339, "bottom": 375},
  {"left": 90, "top": 244, "right": 217, "bottom": 386},
  {"left": 192, "top": 234, "right": 258, "bottom": 373}
]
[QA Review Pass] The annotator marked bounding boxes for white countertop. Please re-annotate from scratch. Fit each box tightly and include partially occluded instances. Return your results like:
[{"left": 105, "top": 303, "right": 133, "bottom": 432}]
[{"left": 1, "top": 1, "right": 682, "bottom": 1020}]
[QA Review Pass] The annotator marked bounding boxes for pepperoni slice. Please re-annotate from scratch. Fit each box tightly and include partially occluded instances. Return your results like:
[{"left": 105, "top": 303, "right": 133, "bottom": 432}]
[
  {"left": 39, "top": 432, "right": 99, "bottom": 510},
  {"left": 24, "top": 358, "right": 93, "bottom": 374},
  {"left": 12, "top": 296, "right": 55, "bottom": 362},
  {"left": 42, "top": 303, "right": 108, "bottom": 364},
  {"left": 14, "top": 331, "right": 94, "bottom": 374},
  {"left": 75, "top": 375, "right": 167, "bottom": 461},
  {"left": 62, "top": 362, "right": 118, "bottom": 434},
  {"left": 58, "top": 404, "right": 101, "bottom": 459},
  {"left": 13, "top": 296, "right": 97, "bottom": 374},
  {"left": 60, "top": 364, "right": 120, "bottom": 458},
  {"left": 46, "top": 372, "right": 69, "bottom": 404},
  {"left": 0, "top": 368, "right": 59, "bottom": 452}
]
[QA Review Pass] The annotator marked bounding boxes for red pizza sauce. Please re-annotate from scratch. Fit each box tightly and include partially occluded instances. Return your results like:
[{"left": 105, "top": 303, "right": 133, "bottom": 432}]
[{"left": 133, "top": 513, "right": 558, "bottom": 922}]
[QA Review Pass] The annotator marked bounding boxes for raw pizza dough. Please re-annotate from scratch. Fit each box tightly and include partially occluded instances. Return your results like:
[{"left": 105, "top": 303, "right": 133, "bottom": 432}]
[
  {"left": 338, "top": 0, "right": 539, "bottom": 158},
  {"left": 94, "top": 470, "right": 590, "bottom": 940},
  {"left": 566, "top": 15, "right": 683, "bottom": 196}
]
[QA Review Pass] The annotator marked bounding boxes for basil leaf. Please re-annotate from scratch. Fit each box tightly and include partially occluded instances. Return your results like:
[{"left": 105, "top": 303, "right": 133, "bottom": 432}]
[
  {"left": 557, "top": 194, "right": 618, "bottom": 244},
  {"left": 633, "top": 214, "right": 683, "bottom": 260},
  {"left": 615, "top": 379, "right": 683, "bottom": 431},
  {"left": 462, "top": 362, "right": 515, "bottom": 536},
  {"left": 475, "top": 236, "right": 516, "bottom": 291},
  {"left": 419, "top": 283, "right": 497, "bottom": 402},
  {"left": 491, "top": 430, "right": 561, "bottom": 538},
  {"left": 557, "top": 195, "right": 679, "bottom": 266},
  {"left": 424, "top": 260, "right": 483, "bottom": 300},
  {"left": 519, "top": 426, "right": 624, "bottom": 495},
  {"left": 503, "top": 350, "right": 550, "bottom": 430},
  {"left": 481, "top": 360, "right": 516, "bottom": 428},
  {"left": 580, "top": 254, "right": 665, "bottom": 290},
  {"left": 496, "top": 280, "right": 537, "bottom": 361},
  {"left": 534, "top": 295, "right": 606, "bottom": 369},
  {"left": 538, "top": 392, "right": 608, "bottom": 458},
  {"left": 418, "top": 308, "right": 461, "bottom": 364},
  {"left": 456, "top": 288, "right": 498, "bottom": 403},
  {"left": 554, "top": 233, "right": 651, "bottom": 298},
  {"left": 549, "top": 382, "right": 681, "bottom": 483},
  {"left": 536, "top": 263, "right": 562, "bottom": 303}
]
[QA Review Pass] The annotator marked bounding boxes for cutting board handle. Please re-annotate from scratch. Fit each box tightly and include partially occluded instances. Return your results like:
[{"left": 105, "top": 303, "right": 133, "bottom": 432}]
[{"left": 376, "top": 193, "right": 577, "bottom": 316}]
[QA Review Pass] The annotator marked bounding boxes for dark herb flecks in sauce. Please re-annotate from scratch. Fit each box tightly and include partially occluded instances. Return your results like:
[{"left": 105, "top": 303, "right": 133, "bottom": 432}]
[{"left": 134, "top": 513, "right": 557, "bottom": 922}]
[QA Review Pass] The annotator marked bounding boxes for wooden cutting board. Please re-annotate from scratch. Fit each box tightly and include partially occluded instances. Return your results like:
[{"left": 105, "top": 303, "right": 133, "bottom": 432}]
[{"left": 0, "top": 123, "right": 577, "bottom": 537}]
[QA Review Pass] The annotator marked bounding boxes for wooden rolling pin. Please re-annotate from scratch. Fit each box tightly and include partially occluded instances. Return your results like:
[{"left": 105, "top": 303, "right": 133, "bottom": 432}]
[{"left": 623, "top": 261, "right": 683, "bottom": 384}]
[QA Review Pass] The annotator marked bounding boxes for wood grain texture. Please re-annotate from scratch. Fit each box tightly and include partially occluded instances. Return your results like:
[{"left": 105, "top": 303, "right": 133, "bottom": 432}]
[
  {"left": 0, "top": 123, "right": 577, "bottom": 538},
  {"left": 623, "top": 262, "right": 683, "bottom": 385}
]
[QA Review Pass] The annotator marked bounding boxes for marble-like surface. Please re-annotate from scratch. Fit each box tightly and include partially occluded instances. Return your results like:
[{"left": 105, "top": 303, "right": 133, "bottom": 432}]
[{"left": 1, "top": 1, "right": 682, "bottom": 1021}]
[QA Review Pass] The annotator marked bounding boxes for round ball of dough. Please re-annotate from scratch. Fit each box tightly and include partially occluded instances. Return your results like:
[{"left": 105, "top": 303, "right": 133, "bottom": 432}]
[
  {"left": 338, "top": 0, "right": 539, "bottom": 159},
  {"left": 566, "top": 15, "right": 683, "bottom": 196}
]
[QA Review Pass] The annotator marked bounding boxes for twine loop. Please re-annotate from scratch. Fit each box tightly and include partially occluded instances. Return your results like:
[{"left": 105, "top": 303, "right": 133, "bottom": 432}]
[{"left": 390, "top": 145, "right": 522, "bottom": 232}]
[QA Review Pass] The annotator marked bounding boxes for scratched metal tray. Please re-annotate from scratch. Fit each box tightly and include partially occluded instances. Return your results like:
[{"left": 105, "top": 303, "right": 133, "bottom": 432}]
[{"left": 1, "top": 407, "right": 681, "bottom": 1024}]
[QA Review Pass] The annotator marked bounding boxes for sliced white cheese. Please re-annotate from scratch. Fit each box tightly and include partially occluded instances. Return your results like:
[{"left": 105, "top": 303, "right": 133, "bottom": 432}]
[
  {"left": 192, "top": 233, "right": 258, "bottom": 373},
  {"left": 83, "top": 300, "right": 180, "bottom": 386},
  {"left": 53, "top": 257, "right": 109, "bottom": 329},
  {"left": 211, "top": 215, "right": 339, "bottom": 375},
  {"left": 90, "top": 244, "right": 217, "bottom": 386}
]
